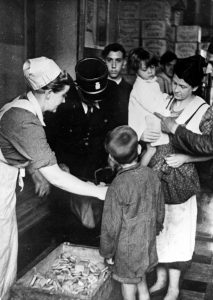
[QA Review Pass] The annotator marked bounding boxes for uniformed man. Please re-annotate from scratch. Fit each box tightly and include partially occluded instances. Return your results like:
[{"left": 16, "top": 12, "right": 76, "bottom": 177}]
[{"left": 44, "top": 57, "right": 118, "bottom": 231}]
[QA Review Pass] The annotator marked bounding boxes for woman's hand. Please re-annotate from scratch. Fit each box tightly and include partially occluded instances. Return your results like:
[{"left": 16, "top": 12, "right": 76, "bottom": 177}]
[
  {"left": 140, "top": 128, "right": 161, "bottom": 143},
  {"left": 31, "top": 170, "right": 51, "bottom": 197},
  {"left": 165, "top": 154, "right": 190, "bottom": 168}
]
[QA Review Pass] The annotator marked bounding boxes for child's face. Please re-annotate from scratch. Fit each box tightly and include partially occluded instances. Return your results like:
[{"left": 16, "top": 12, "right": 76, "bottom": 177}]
[{"left": 137, "top": 61, "right": 156, "bottom": 80}]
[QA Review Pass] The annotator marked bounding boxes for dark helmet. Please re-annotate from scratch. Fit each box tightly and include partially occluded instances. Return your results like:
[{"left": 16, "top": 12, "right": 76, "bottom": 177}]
[{"left": 75, "top": 57, "right": 108, "bottom": 104}]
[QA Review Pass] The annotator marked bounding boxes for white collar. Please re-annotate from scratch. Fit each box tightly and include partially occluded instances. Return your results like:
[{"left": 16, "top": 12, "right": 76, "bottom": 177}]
[
  {"left": 27, "top": 91, "right": 46, "bottom": 126},
  {"left": 82, "top": 102, "right": 100, "bottom": 114},
  {"left": 108, "top": 77, "right": 122, "bottom": 85}
]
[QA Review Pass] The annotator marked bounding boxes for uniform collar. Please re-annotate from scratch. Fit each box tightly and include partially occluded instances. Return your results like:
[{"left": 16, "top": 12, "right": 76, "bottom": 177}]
[
  {"left": 27, "top": 91, "right": 46, "bottom": 126},
  {"left": 82, "top": 102, "right": 100, "bottom": 114}
]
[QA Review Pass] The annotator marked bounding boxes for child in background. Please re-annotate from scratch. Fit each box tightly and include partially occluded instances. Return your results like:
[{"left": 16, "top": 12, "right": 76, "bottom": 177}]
[
  {"left": 128, "top": 47, "right": 171, "bottom": 146},
  {"left": 99, "top": 126, "right": 165, "bottom": 300}
]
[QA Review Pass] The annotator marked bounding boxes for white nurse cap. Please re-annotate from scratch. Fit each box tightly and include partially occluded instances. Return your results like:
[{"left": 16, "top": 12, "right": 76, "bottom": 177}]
[{"left": 23, "top": 56, "right": 62, "bottom": 90}]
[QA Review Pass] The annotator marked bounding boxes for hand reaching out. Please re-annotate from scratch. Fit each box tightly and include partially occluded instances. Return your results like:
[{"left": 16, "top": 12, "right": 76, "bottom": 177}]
[
  {"left": 31, "top": 169, "right": 51, "bottom": 197},
  {"left": 154, "top": 112, "right": 179, "bottom": 134}
]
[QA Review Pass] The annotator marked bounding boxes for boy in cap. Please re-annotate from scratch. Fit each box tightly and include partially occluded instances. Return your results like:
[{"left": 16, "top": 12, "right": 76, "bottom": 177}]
[
  {"left": 100, "top": 125, "right": 164, "bottom": 300},
  {"left": 0, "top": 56, "right": 107, "bottom": 299},
  {"left": 102, "top": 43, "right": 132, "bottom": 125}
]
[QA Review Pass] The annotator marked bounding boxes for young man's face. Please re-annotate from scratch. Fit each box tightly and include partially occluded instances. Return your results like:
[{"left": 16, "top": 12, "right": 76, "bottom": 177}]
[{"left": 105, "top": 51, "right": 125, "bottom": 81}]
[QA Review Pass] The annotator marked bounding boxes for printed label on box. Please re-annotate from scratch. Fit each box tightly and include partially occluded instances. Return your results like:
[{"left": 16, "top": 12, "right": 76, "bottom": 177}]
[
  {"left": 142, "top": 39, "right": 168, "bottom": 57},
  {"left": 119, "top": 19, "right": 140, "bottom": 38},
  {"left": 119, "top": 1, "right": 140, "bottom": 19},
  {"left": 141, "top": 20, "right": 174, "bottom": 41},
  {"left": 118, "top": 37, "right": 139, "bottom": 51},
  {"left": 176, "top": 26, "right": 202, "bottom": 42},
  {"left": 141, "top": 0, "right": 171, "bottom": 20},
  {"left": 175, "top": 42, "right": 199, "bottom": 58}
]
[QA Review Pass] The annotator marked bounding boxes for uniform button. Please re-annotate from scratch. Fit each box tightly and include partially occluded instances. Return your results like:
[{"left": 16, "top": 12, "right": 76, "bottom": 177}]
[
  {"left": 69, "top": 129, "right": 72, "bottom": 133},
  {"left": 104, "top": 119, "right": 108, "bottom": 123},
  {"left": 85, "top": 142, "right": 89, "bottom": 146},
  {"left": 87, "top": 132, "right": 90, "bottom": 136}
]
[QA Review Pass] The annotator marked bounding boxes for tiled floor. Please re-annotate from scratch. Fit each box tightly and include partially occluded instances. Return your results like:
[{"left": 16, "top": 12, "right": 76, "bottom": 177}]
[{"left": 174, "top": 189, "right": 213, "bottom": 300}]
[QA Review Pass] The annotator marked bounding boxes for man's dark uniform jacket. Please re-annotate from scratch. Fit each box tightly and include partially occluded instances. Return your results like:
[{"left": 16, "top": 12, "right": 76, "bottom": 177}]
[{"left": 44, "top": 79, "right": 119, "bottom": 181}]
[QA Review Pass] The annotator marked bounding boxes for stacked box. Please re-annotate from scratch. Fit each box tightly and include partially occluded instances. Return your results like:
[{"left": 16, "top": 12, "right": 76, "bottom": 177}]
[
  {"left": 176, "top": 25, "right": 202, "bottom": 43},
  {"left": 174, "top": 25, "right": 201, "bottom": 58},
  {"left": 175, "top": 42, "right": 199, "bottom": 58},
  {"left": 141, "top": 0, "right": 171, "bottom": 22},
  {"left": 142, "top": 39, "right": 173, "bottom": 57},
  {"left": 118, "top": 19, "right": 140, "bottom": 39},
  {"left": 140, "top": 1, "right": 173, "bottom": 57},
  {"left": 118, "top": 1, "right": 140, "bottom": 52},
  {"left": 119, "top": 1, "right": 141, "bottom": 19},
  {"left": 118, "top": 36, "right": 140, "bottom": 52},
  {"left": 141, "top": 20, "right": 175, "bottom": 40}
]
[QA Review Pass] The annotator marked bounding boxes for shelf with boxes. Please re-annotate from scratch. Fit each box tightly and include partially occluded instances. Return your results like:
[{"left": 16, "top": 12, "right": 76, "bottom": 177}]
[{"left": 116, "top": 0, "right": 204, "bottom": 59}]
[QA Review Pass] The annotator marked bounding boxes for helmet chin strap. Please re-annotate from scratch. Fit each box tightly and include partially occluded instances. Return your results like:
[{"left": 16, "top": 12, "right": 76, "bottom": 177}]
[{"left": 74, "top": 81, "right": 101, "bottom": 107}]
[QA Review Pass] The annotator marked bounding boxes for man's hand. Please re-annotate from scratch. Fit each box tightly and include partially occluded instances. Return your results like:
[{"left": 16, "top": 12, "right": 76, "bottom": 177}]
[{"left": 154, "top": 112, "right": 179, "bottom": 134}]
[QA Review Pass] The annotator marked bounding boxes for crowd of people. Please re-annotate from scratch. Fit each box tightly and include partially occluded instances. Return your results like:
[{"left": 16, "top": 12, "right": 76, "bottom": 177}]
[{"left": 1, "top": 41, "right": 213, "bottom": 300}]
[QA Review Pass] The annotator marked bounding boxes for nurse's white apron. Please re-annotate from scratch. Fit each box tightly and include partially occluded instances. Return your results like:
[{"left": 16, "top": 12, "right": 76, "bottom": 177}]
[{"left": 0, "top": 97, "right": 37, "bottom": 300}]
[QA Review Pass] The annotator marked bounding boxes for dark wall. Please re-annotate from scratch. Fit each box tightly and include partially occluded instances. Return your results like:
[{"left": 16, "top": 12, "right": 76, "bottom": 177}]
[
  {"left": 34, "top": 0, "right": 78, "bottom": 78},
  {"left": 0, "top": 0, "right": 26, "bottom": 107},
  {"left": 0, "top": 0, "right": 78, "bottom": 108}
]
